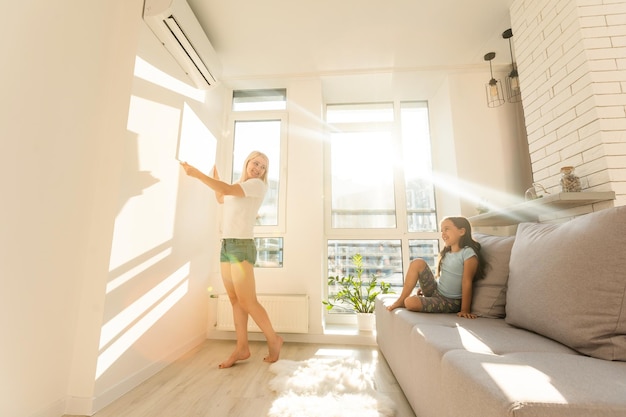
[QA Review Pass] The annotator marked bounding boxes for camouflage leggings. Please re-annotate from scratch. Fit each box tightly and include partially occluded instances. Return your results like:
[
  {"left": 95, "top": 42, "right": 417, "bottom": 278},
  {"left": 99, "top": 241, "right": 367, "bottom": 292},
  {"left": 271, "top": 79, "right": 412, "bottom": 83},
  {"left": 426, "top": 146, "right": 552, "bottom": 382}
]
[{"left": 417, "top": 265, "right": 462, "bottom": 313}]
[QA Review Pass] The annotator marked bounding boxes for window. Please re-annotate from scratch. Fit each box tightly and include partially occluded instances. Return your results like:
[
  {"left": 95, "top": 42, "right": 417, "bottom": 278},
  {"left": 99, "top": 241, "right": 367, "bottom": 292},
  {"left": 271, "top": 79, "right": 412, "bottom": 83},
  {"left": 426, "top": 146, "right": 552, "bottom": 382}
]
[
  {"left": 327, "top": 103, "right": 396, "bottom": 229},
  {"left": 231, "top": 119, "right": 281, "bottom": 226},
  {"left": 408, "top": 240, "right": 439, "bottom": 273},
  {"left": 328, "top": 239, "right": 403, "bottom": 297},
  {"left": 325, "top": 102, "right": 439, "bottom": 315},
  {"left": 255, "top": 237, "right": 283, "bottom": 268},
  {"left": 330, "top": 130, "right": 397, "bottom": 228},
  {"left": 229, "top": 89, "right": 288, "bottom": 267},
  {"left": 401, "top": 102, "right": 437, "bottom": 232},
  {"left": 233, "top": 88, "right": 287, "bottom": 111}
]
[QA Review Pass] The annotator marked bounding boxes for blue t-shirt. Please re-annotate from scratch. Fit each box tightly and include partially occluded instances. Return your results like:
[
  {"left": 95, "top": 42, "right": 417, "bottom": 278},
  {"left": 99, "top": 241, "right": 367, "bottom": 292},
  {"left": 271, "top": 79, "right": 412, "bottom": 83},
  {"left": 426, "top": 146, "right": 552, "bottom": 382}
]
[{"left": 437, "top": 247, "right": 477, "bottom": 299}]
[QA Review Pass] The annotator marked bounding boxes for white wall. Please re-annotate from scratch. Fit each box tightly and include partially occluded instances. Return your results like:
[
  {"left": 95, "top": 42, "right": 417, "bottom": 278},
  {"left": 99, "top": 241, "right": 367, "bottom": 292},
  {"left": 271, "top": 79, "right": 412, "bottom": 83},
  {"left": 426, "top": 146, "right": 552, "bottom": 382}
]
[
  {"left": 1, "top": 1, "right": 142, "bottom": 416},
  {"left": 446, "top": 71, "right": 532, "bottom": 216},
  {"left": 87, "top": 21, "right": 227, "bottom": 413},
  {"left": 0, "top": 1, "right": 226, "bottom": 416}
]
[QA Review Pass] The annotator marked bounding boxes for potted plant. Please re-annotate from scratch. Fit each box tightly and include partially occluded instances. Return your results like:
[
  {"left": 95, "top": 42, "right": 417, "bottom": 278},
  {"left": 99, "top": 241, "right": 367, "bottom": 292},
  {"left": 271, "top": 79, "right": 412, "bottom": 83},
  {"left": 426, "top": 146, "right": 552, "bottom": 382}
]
[{"left": 323, "top": 253, "right": 394, "bottom": 331}]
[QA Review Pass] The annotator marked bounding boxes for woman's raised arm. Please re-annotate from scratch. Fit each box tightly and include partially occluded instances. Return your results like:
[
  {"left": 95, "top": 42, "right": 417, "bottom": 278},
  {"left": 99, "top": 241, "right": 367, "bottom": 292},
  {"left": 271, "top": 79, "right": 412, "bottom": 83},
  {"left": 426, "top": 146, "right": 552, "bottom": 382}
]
[{"left": 180, "top": 162, "right": 244, "bottom": 200}]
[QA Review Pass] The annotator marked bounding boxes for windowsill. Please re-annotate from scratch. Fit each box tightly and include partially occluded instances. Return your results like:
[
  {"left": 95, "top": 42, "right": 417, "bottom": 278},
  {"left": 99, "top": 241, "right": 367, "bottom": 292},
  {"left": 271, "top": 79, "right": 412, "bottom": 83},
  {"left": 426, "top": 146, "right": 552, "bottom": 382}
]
[
  {"left": 324, "top": 323, "right": 365, "bottom": 336},
  {"left": 322, "top": 323, "right": 377, "bottom": 345}
]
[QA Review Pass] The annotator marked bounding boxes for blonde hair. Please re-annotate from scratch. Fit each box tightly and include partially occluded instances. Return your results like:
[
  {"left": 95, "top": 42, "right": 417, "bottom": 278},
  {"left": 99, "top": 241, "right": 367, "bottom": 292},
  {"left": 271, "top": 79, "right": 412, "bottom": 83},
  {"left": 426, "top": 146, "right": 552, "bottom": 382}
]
[{"left": 238, "top": 151, "right": 269, "bottom": 184}]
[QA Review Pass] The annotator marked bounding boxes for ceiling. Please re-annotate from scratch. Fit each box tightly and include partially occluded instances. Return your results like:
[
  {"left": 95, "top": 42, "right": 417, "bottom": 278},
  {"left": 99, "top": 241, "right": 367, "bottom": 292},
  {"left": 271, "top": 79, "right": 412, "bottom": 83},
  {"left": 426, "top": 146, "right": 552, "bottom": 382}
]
[{"left": 187, "top": 0, "right": 516, "bottom": 82}]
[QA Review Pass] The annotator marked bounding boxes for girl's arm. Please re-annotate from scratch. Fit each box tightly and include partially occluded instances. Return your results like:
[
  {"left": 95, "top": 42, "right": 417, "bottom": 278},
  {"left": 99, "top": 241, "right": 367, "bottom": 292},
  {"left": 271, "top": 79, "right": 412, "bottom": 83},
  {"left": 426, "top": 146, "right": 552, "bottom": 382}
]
[
  {"left": 457, "top": 256, "right": 479, "bottom": 319},
  {"left": 180, "top": 162, "right": 244, "bottom": 201}
]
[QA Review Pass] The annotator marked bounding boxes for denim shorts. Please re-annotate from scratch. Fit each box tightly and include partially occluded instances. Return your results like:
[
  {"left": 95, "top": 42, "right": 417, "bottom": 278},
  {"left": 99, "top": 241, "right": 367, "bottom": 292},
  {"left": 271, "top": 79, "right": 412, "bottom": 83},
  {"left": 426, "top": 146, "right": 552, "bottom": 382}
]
[{"left": 220, "top": 238, "right": 257, "bottom": 264}]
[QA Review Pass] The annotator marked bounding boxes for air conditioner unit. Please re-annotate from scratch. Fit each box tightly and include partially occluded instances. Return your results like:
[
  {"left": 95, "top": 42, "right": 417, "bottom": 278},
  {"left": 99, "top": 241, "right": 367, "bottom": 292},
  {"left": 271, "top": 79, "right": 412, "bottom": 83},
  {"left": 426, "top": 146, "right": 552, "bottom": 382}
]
[{"left": 143, "top": 0, "right": 221, "bottom": 89}]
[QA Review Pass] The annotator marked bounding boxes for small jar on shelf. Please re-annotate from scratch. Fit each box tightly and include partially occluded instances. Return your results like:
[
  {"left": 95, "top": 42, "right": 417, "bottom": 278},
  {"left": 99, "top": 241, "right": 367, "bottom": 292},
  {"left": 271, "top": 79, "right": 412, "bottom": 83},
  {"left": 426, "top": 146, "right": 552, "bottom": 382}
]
[{"left": 560, "top": 166, "right": 582, "bottom": 192}]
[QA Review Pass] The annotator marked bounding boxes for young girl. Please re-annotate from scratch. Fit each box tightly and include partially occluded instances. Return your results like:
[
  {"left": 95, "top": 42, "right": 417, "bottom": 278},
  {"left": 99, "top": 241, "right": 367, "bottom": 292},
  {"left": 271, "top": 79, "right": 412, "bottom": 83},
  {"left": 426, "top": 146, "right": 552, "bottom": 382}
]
[
  {"left": 181, "top": 151, "right": 283, "bottom": 368},
  {"left": 387, "top": 216, "right": 486, "bottom": 319}
]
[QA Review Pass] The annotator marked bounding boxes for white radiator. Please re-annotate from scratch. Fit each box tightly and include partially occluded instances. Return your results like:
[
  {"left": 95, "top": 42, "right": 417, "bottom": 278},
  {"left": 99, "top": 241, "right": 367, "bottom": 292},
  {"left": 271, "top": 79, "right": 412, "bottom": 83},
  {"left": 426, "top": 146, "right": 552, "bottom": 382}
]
[{"left": 216, "top": 294, "right": 309, "bottom": 333}]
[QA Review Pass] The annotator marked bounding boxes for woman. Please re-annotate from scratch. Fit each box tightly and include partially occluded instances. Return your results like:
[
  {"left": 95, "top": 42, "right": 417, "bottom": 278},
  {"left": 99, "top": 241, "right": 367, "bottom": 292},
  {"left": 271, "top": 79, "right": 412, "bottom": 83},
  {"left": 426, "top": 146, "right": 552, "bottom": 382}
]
[{"left": 181, "top": 151, "right": 283, "bottom": 368}]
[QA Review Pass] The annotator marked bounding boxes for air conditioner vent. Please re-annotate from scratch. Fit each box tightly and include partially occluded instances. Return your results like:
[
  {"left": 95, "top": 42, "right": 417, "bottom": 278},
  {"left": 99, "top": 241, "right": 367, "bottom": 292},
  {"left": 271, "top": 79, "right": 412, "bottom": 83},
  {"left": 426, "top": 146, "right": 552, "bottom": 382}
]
[{"left": 143, "top": 0, "right": 221, "bottom": 89}]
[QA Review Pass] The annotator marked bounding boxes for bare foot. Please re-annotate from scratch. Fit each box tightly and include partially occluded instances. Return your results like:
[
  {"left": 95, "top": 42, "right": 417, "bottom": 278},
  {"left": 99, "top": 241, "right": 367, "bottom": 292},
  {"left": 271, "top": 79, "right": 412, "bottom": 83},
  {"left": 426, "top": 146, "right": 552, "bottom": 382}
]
[
  {"left": 386, "top": 299, "right": 405, "bottom": 311},
  {"left": 263, "top": 336, "right": 283, "bottom": 363},
  {"left": 218, "top": 349, "right": 251, "bottom": 369}
]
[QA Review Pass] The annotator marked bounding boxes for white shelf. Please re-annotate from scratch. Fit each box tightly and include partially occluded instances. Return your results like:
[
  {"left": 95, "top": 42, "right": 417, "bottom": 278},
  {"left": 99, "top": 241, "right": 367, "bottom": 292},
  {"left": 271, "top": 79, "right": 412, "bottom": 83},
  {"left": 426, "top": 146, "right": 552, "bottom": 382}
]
[{"left": 468, "top": 192, "right": 616, "bottom": 227}]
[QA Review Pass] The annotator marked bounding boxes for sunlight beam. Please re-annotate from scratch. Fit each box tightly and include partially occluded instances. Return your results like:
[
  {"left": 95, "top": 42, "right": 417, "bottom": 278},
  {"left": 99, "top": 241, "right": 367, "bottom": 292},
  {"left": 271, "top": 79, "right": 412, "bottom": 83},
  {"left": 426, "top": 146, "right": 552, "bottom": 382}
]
[
  {"left": 456, "top": 325, "right": 493, "bottom": 354},
  {"left": 483, "top": 362, "right": 567, "bottom": 403},
  {"left": 96, "top": 277, "right": 189, "bottom": 380},
  {"left": 432, "top": 171, "right": 566, "bottom": 224},
  {"left": 106, "top": 247, "right": 172, "bottom": 294},
  {"left": 134, "top": 56, "right": 206, "bottom": 102},
  {"left": 315, "top": 348, "right": 354, "bottom": 357},
  {"left": 99, "top": 262, "right": 190, "bottom": 350},
  {"left": 431, "top": 171, "right": 526, "bottom": 214}
]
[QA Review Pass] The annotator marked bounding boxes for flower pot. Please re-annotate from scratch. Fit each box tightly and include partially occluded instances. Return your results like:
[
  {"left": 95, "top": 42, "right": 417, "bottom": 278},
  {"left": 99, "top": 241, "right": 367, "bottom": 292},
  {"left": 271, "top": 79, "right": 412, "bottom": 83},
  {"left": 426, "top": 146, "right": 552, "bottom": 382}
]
[{"left": 356, "top": 313, "right": 375, "bottom": 332}]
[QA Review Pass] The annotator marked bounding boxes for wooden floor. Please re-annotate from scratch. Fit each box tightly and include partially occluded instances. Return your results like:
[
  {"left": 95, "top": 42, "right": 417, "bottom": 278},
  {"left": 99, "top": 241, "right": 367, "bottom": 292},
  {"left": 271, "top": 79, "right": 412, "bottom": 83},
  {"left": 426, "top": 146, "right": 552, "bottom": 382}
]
[{"left": 85, "top": 339, "right": 417, "bottom": 417}]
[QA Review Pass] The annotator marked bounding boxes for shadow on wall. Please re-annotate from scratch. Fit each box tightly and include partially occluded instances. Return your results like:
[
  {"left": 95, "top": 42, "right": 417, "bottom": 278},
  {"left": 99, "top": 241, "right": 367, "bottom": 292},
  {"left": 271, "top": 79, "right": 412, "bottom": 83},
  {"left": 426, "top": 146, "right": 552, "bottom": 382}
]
[
  {"left": 93, "top": 50, "right": 216, "bottom": 395},
  {"left": 116, "top": 130, "right": 159, "bottom": 216}
]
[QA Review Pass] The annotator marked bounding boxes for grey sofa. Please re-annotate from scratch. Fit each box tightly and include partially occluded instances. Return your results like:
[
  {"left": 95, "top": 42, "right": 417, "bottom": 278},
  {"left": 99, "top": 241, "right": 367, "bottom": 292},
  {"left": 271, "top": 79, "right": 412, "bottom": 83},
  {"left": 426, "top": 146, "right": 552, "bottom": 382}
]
[{"left": 375, "top": 205, "right": 626, "bottom": 417}]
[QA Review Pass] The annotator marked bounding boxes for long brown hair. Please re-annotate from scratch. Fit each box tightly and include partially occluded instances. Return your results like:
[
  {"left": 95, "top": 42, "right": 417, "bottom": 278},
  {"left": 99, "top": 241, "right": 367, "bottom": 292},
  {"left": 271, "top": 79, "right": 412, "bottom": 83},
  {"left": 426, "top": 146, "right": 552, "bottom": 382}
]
[{"left": 437, "top": 216, "right": 487, "bottom": 280}]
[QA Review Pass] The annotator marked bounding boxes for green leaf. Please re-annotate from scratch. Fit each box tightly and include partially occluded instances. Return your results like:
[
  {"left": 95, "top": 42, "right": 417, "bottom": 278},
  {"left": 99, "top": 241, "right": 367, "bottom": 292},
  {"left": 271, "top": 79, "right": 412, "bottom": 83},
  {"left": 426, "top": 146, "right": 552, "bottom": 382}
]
[{"left": 322, "top": 252, "right": 395, "bottom": 314}]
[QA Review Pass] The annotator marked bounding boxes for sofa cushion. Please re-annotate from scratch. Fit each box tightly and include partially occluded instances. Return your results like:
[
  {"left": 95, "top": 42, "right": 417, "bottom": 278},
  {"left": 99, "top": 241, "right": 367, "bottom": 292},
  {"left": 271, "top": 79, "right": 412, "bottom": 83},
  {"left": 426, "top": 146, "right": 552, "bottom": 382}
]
[
  {"left": 471, "top": 233, "right": 515, "bottom": 318},
  {"left": 441, "top": 350, "right": 626, "bottom": 417},
  {"left": 506, "top": 205, "right": 626, "bottom": 361}
]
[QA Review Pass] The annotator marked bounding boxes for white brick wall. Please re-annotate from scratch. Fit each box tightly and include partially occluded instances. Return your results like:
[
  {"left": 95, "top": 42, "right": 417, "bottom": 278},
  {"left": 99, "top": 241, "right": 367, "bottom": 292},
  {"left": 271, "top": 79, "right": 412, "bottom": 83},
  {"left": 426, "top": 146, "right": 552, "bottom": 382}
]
[{"left": 510, "top": 0, "right": 626, "bottom": 207}]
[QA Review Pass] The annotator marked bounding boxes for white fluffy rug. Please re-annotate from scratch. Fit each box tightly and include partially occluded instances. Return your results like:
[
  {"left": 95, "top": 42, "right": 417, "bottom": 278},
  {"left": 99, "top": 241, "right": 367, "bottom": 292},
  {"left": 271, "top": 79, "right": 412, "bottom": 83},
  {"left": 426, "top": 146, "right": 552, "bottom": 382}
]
[{"left": 268, "top": 357, "right": 396, "bottom": 417}]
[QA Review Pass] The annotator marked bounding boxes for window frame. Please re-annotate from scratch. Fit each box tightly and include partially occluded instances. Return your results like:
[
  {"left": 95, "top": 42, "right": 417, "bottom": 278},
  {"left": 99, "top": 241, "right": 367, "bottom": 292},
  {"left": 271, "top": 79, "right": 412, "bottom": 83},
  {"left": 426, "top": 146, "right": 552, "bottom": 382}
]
[
  {"left": 323, "top": 115, "right": 404, "bottom": 235},
  {"left": 323, "top": 100, "right": 440, "bottom": 323},
  {"left": 224, "top": 110, "right": 289, "bottom": 236}
]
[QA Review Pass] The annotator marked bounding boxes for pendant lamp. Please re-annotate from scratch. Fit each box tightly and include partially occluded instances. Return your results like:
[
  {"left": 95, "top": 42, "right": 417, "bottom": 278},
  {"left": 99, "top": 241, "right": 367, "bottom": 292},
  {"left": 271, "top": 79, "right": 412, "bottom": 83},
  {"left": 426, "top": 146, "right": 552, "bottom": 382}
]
[
  {"left": 502, "top": 28, "right": 521, "bottom": 103},
  {"left": 484, "top": 52, "right": 505, "bottom": 108}
]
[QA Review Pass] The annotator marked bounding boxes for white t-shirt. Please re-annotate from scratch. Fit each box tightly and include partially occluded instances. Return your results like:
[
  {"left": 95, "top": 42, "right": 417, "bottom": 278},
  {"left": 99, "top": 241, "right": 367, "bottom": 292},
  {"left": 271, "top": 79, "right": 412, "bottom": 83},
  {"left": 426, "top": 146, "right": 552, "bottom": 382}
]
[
  {"left": 437, "top": 247, "right": 477, "bottom": 299},
  {"left": 221, "top": 178, "right": 267, "bottom": 239}
]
